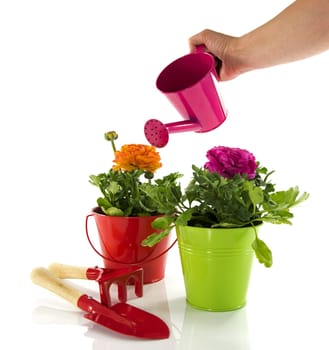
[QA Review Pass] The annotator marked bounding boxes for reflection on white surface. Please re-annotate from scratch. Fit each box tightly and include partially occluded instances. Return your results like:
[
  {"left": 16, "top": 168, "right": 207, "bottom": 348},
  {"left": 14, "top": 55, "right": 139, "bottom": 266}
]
[
  {"left": 31, "top": 280, "right": 179, "bottom": 349},
  {"left": 179, "top": 305, "right": 249, "bottom": 350},
  {"left": 30, "top": 276, "right": 251, "bottom": 350},
  {"left": 32, "top": 304, "right": 84, "bottom": 326}
]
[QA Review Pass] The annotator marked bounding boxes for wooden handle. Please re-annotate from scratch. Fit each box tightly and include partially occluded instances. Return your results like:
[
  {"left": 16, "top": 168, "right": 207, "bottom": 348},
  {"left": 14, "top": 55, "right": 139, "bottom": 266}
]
[
  {"left": 31, "top": 267, "right": 83, "bottom": 306},
  {"left": 48, "top": 263, "right": 88, "bottom": 279}
]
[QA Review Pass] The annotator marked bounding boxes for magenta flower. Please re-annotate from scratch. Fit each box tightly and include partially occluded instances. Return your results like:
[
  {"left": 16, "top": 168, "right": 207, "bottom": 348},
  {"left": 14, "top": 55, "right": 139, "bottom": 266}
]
[{"left": 205, "top": 146, "right": 257, "bottom": 179}]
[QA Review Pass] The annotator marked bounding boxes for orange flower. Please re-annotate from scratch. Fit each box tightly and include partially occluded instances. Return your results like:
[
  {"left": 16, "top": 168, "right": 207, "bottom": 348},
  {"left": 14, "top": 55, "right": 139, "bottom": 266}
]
[{"left": 112, "top": 144, "right": 162, "bottom": 173}]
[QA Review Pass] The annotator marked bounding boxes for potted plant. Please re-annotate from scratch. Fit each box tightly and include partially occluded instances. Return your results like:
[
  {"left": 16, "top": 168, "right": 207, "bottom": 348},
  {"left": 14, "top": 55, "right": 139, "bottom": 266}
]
[
  {"left": 87, "top": 131, "right": 181, "bottom": 284},
  {"left": 141, "top": 145, "right": 309, "bottom": 310}
]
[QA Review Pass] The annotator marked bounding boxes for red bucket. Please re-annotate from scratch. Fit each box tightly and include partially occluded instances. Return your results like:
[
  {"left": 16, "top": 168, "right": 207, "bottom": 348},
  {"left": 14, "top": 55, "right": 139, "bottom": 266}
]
[{"left": 85, "top": 207, "right": 176, "bottom": 284}]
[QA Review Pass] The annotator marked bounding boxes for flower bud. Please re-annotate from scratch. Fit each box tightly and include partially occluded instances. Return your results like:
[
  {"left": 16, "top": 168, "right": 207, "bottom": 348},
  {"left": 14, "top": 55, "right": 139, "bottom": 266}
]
[
  {"left": 104, "top": 131, "right": 118, "bottom": 141},
  {"left": 144, "top": 171, "right": 154, "bottom": 180}
]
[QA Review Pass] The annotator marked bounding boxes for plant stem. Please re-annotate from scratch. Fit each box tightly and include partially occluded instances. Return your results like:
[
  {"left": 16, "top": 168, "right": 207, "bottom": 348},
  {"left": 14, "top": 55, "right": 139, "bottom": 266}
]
[
  {"left": 110, "top": 139, "right": 116, "bottom": 153},
  {"left": 104, "top": 131, "right": 118, "bottom": 154}
]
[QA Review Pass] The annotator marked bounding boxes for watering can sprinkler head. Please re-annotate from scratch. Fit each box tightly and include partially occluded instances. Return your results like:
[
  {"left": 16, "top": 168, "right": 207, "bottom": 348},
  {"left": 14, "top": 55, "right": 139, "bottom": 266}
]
[
  {"left": 144, "top": 118, "right": 203, "bottom": 148},
  {"left": 144, "top": 46, "right": 227, "bottom": 148}
]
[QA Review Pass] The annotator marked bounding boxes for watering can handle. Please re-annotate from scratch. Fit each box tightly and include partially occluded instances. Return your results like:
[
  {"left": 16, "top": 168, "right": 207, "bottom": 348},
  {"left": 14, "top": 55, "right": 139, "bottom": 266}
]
[
  {"left": 85, "top": 214, "right": 177, "bottom": 265},
  {"left": 195, "top": 45, "right": 221, "bottom": 80}
]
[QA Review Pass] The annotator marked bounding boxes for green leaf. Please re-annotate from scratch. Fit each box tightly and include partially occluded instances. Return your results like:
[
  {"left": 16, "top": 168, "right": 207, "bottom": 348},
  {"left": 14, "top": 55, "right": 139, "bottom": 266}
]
[
  {"left": 176, "top": 209, "right": 194, "bottom": 226},
  {"left": 97, "top": 197, "right": 111, "bottom": 209},
  {"left": 248, "top": 186, "right": 264, "bottom": 206},
  {"left": 89, "top": 174, "right": 100, "bottom": 186},
  {"left": 102, "top": 207, "right": 124, "bottom": 216},
  {"left": 141, "top": 228, "right": 172, "bottom": 247},
  {"left": 293, "top": 190, "right": 310, "bottom": 206},
  {"left": 261, "top": 215, "right": 292, "bottom": 225},
  {"left": 269, "top": 187, "right": 309, "bottom": 210},
  {"left": 252, "top": 237, "right": 273, "bottom": 267},
  {"left": 151, "top": 216, "right": 175, "bottom": 229},
  {"left": 107, "top": 181, "right": 121, "bottom": 195}
]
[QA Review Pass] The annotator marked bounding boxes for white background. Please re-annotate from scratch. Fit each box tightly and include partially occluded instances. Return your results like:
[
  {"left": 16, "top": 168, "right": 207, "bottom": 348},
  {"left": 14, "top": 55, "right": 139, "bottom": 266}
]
[{"left": 1, "top": 0, "right": 328, "bottom": 349}]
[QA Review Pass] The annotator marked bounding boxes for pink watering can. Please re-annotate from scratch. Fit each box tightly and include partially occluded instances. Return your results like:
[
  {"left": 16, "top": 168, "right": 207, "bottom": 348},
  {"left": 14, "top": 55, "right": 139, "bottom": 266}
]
[{"left": 144, "top": 46, "right": 227, "bottom": 148}]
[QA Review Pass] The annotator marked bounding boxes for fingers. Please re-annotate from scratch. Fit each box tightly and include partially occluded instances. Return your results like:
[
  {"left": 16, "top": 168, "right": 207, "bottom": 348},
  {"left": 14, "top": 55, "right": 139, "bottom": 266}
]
[
  {"left": 188, "top": 29, "right": 214, "bottom": 53},
  {"left": 188, "top": 29, "right": 241, "bottom": 81},
  {"left": 189, "top": 29, "right": 225, "bottom": 80}
]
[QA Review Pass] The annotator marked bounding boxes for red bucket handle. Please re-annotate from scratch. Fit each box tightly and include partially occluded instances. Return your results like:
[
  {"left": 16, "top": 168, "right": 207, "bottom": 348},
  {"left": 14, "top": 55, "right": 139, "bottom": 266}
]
[{"left": 85, "top": 213, "right": 177, "bottom": 266}]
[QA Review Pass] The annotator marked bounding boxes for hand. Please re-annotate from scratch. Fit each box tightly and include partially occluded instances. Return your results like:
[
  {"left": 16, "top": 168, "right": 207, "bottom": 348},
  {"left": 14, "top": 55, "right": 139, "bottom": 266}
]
[
  {"left": 189, "top": 0, "right": 329, "bottom": 81},
  {"left": 189, "top": 29, "right": 244, "bottom": 81}
]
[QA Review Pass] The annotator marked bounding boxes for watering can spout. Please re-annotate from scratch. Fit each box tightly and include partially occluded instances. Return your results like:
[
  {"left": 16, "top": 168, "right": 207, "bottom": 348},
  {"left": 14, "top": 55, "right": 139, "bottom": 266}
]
[
  {"left": 144, "top": 119, "right": 202, "bottom": 148},
  {"left": 144, "top": 47, "right": 227, "bottom": 148}
]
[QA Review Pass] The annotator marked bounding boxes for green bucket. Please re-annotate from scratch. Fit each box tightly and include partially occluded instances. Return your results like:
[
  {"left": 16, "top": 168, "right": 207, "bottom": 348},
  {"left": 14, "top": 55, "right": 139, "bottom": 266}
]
[{"left": 176, "top": 225, "right": 259, "bottom": 311}]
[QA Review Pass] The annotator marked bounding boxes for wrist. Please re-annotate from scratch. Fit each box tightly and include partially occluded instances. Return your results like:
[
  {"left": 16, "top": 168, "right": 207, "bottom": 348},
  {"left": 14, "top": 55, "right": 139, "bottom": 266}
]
[{"left": 224, "top": 36, "right": 255, "bottom": 77}]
